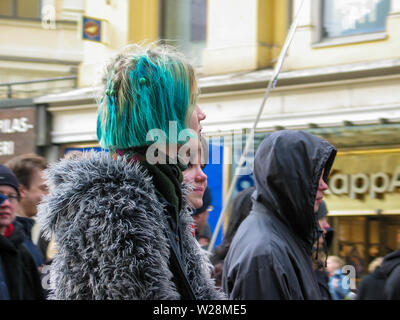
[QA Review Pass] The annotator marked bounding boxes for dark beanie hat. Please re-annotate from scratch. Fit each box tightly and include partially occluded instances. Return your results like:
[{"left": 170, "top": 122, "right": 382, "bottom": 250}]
[
  {"left": 0, "top": 164, "right": 20, "bottom": 196},
  {"left": 193, "top": 186, "right": 213, "bottom": 216},
  {"left": 317, "top": 200, "right": 328, "bottom": 220}
]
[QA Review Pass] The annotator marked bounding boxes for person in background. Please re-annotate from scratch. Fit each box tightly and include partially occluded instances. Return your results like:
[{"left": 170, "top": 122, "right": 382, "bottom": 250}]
[
  {"left": 222, "top": 130, "right": 337, "bottom": 299},
  {"left": 380, "top": 248, "right": 400, "bottom": 299},
  {"left": 357, "top": 257, "right": 385, "bottom": 300},
  {"left": 181, "top": 138, "right": 209, "bottom": 247},
  {"left": 182, "top": 140, "right": 208, "bottom": 212},
  {"left": 191, "top": 186, "right": 213, "bottom": 250},
  {"left": 38, "top": 43, "right": 224, "bottom": 300},
  {"left": 0, "top": 164, "right": 44, "bottom": 300},
  {"left": 326, "top": 255, "right": 352, "bottom": 300},
  {"left": 5, "top": 154, "right": 48, "bottom": 268},
  {"left": 211, "top": 186, "right": 255, "bottom": 288}
]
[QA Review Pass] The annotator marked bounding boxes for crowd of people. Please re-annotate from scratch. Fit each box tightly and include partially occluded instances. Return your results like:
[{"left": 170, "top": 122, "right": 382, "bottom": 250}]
[{"left": 1, "top": 43, "right": 399, "bottom": 300}]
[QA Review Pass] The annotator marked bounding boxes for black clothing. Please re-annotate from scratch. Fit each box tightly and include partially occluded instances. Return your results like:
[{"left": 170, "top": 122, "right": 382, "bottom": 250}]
[
  {"left": 37, "top": 231, "right": 51, "bottom": 263},
  {"left": 381, "top": 249, "right": 400, "bottom": 299},
  {"left": 0, "top": 256, "right": 10, "bottom": 299},
  {"left": 212, "top": 186, "right": 255, "bottom": 265},
  {"left": 314, "top": 269, "right": 332, "bottom": 300},
  {"left": 140, "top": 160, "right": 183, "bottom": 214},
  {"left": 357, "top": 266, "right": 386, "bottom": 300},
  {"left": 141, "top": 159, "right": 196, "bottom": 299},
  {"left": 0, "top": 221, "right": 44, "bottom": 300},
  {"left": 15, "top": 216, "right": 45, "bottom": 267},
  {"left": 222, "top": 130, "right": 336, "bottom": 300}
]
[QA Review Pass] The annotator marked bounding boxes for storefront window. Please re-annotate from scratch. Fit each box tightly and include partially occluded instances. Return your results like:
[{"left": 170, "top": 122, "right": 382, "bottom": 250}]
[
  {"left": 322, "top": 0, "right": 390, "bottom": 39},
  {"left": 160, "top": 0, "right": 207, "bottom": 67},
  {"left": 332, "top": 215, "right": 400, "bottom": 282},
  {"left": 338, "top": 217, "right": 366, "bottom": 279},
  {"left": 0, "top": 0, "right": 41, "bottom": 19},
  {"left": 0, "top": 1, "right": 13, "bottom": 16}
]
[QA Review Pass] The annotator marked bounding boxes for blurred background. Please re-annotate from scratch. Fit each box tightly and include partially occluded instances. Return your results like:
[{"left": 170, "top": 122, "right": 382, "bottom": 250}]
[{"left": 1, "top": 0, "right": 400, "bottom": 283}]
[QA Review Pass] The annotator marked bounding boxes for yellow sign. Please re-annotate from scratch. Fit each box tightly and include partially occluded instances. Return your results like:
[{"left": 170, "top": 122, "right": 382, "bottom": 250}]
[{"left": 325, "top": 148, "right": 400, "bottom": 215}]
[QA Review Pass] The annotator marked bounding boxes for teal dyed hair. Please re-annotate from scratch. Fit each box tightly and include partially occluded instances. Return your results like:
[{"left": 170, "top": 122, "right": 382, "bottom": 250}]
[{"left": 96, "top": 44, "right": 198, "bottom": 151}]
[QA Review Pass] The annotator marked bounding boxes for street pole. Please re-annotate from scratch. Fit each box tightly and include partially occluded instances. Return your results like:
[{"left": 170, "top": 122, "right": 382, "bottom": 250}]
[{"left": 207, "top": 0, "right": 306, "bottom": 253}]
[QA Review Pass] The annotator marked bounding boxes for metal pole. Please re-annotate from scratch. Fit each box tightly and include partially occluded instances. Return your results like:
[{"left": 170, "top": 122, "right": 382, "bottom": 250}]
[{"left": 207, "top": 0, "right": 306, "bottom": 253}]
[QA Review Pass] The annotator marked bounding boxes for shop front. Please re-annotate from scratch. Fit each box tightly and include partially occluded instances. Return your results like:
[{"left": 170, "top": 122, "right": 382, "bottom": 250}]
[{"left": 325, "top": 148, "right": 400, "bottom": 278}]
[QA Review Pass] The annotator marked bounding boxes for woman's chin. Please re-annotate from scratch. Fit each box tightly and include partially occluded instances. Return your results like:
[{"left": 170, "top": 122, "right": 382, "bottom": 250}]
[{"left": 189, "top": 198, "right": 203, "bottom": 209}]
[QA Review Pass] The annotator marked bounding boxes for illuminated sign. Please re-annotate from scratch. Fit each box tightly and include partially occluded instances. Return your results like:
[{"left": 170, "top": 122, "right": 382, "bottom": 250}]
[
  {"left": 329, "top": 167, "right": 400, "bottom": 199},
  {"left": 325, "top": 149, "right": 400, "bottom": 215}
]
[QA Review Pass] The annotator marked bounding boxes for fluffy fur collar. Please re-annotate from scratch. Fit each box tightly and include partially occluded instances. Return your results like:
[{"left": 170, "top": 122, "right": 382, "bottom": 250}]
[{"left": 38, "top": 151, "right": 225, "bottom": 300}]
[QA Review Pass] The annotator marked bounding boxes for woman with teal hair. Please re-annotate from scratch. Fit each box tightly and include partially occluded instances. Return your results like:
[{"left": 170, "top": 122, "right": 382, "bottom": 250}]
[
  {"left": 38, "top": 44, "right": 225, "bottom": 300},
  {"left": 97, "top": 44, "right": 204, "bottom": 153}
]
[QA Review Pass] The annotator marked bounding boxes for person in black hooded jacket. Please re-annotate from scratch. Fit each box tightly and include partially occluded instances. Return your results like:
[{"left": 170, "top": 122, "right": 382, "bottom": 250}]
[
  {"left": 211, "top": 186, "right": 255, "bottom": 288},
  {"left": 357, "top": 257, "right": 385, "bottom": 300},
  {"left": 222, "top": 130, "right": 336, "bottom": 300},
  {"left": 380, "top": 249, "right": 400, "bottom": 299}
]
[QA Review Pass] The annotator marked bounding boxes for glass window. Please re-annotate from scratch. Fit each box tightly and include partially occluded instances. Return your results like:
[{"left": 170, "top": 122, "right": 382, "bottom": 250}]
[
  {"left": 161, "top": 0, "right": 207, "bottom": 67},
  {"left": 322, "top": 0, "right": 390, "bottom": 39},
  {"left": 0, "top": 0, "right": 40, "bottom": 19},
  {"left": 0, "top": 0, "right": 13, "bottom": 16},
  {"left": 17, "top": 0, "right": 40, "bottom": 18}
]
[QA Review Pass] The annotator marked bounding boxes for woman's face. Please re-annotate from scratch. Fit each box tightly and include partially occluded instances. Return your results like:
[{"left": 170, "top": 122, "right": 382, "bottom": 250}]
[
  {"left": 183, "top": 144, "right": 207, "bottom": 209},
  {"left": 188, "top": 105, "right": 206, "bottom": 136}
]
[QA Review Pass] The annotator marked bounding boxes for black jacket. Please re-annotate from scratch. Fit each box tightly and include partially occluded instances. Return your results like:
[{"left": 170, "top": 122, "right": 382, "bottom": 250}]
[
  {"left": 380, "top": 249, "right": 400, "bottom": 300},
  {"left": 222, "top": 130, "right": 336, "bottom": 300},
  {"left": 15, "top": 216, "right": 45, "bottom": 267},
  {"left": 0, "top": 221, "right": 44, "bottom": 300},
  {"left": 211, "top": 186, "right": 255, "bottom": 265},
  {"left": 357, "top": 266, "right": 386, "bottom": 300}
]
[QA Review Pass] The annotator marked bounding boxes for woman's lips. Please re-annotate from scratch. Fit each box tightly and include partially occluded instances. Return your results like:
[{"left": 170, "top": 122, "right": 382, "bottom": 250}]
[{"left": 194, "top": 186, "right": 205, "bottom": 194}]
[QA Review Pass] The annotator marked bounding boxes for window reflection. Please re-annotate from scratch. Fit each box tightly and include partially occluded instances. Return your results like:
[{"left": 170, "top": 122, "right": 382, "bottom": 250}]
[{"left": 322, "top": 0, "right": 390, "bottom": 38}]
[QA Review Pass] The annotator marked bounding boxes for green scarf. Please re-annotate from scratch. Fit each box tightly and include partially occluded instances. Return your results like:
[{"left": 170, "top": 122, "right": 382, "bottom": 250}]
[{"left": 140, "top": 161, "right": 183, "bottom": 214}]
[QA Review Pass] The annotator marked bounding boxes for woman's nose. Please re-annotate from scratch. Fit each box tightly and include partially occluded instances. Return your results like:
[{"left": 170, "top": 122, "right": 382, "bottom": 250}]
[
  {"left": 195, "top": 169, "right": 207, "bottom": 183},
  {"left": 198, "top": 107, "right": 206, "bottom": 121}
]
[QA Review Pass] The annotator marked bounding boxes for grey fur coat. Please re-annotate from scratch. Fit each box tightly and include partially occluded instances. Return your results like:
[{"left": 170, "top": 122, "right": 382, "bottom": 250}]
[{"left": 38, "top": 151, "right": 225, "bottom": 300}]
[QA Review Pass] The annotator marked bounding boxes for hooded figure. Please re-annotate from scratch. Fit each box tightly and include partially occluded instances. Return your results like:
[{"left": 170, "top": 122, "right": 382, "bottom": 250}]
[
  {"left": 222, "top": 130, "right": 336, "bottom": 300},
  {"left": 210, "top": 186, "right": 255, "bottom": 288},
  {"left": 211, "top": 186, "right": 255, "bottom": 266},
  {"left": 380, "top": 249, "right": 400, "bottom": 299}
]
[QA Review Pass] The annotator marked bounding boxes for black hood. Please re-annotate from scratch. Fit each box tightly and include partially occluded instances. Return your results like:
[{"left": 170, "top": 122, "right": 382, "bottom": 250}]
[
  {"left": 253, "top": 130, "right": 336, "bottom": 251},
  {"left": 380, "top": 249, "right": 400, "bottom": 277},
  {"left": 224, "top": 186, "right": 255, "bottom": 243}
]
